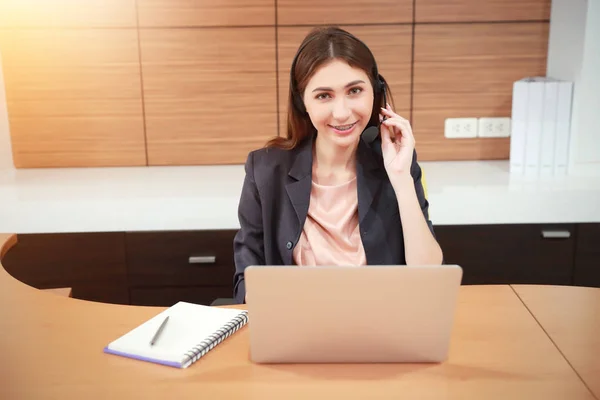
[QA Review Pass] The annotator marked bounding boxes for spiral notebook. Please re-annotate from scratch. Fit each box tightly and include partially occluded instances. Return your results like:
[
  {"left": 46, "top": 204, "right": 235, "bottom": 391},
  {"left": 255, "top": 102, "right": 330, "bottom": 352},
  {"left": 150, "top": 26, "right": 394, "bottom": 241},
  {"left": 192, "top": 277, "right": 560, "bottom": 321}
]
[{"left": 103, "top": 301, "right": 248, "bottom": 369}]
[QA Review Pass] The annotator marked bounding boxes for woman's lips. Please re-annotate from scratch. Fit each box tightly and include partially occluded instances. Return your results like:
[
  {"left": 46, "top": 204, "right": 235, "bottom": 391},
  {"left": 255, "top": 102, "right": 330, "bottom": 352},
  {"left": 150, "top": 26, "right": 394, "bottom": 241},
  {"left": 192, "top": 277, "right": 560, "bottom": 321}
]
[{"left": 328, "top": 121, "right": 358, "bottom": 135}]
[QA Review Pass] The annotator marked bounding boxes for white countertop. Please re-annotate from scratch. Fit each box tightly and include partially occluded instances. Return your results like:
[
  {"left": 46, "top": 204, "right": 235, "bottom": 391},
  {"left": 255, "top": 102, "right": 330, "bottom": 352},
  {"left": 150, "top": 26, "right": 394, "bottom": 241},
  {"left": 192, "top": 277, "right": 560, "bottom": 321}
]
[{"left": 1, "top": 160, "right": 599, "bottom": 234}]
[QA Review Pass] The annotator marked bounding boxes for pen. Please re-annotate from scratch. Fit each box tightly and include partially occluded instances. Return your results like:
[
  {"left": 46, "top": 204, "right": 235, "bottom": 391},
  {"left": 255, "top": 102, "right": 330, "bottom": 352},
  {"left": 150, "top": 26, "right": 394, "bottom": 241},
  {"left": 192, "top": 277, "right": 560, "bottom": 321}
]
[{"left": 150, "top": 315, "right": 169, "bottom": 346}]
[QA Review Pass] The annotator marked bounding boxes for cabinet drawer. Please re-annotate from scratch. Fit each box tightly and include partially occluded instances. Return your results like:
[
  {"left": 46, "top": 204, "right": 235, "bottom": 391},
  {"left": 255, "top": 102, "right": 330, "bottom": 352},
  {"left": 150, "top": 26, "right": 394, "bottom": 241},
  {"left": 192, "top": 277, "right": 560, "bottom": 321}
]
[
  {"left": 125, "top": 230, "right": 237, "bottom": 286},
  {"left": 435, "top": 224, "right": 575, "bottom": 285},
  {"left": 574, "top": 223, "right": 600, "bottom": 288},
  {"left": 130, "top": 286, "right": 232, "bottom": 307}
]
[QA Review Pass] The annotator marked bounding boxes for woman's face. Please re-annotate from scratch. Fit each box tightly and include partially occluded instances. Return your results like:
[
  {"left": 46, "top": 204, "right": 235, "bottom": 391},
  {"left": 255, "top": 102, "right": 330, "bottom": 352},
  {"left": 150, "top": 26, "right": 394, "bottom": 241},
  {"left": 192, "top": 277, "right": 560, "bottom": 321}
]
[{"left": 302, "top": 59, "right": 374, "bottom": 149}]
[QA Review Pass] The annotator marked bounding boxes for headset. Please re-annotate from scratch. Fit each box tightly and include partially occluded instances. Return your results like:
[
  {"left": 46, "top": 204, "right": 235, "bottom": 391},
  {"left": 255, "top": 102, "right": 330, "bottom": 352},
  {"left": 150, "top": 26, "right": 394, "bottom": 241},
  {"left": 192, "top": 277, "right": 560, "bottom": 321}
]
[{"left": 289, "top": 29, "right": 388, "bottom": 125}]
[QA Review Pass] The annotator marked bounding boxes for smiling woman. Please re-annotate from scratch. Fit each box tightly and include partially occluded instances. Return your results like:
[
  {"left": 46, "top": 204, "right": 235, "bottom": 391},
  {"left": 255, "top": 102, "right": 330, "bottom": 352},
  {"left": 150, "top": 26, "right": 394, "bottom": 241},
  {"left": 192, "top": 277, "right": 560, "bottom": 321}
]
[
  {"left": 303, "top": 63, "right": 374, "bottom": 158},
  {"left": 232, "top": 26, "right": 443, "bottom": 304}
]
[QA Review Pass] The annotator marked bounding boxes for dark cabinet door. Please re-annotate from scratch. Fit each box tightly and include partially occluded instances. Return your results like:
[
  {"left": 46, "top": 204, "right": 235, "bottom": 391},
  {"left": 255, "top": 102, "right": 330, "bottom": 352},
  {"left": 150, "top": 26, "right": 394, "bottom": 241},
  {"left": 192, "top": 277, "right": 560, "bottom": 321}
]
[
  {"left": 125, "top": 230, "right": 237, "bottom": 287},
  {"left": 2, "top": 232, "right": 129, "bottom": 304},
  {"left": 434, "top": 224, "right": 576, "bottom": 285},
  {"left": 574, "top": 223, "right": 600, "bottom": 288}
]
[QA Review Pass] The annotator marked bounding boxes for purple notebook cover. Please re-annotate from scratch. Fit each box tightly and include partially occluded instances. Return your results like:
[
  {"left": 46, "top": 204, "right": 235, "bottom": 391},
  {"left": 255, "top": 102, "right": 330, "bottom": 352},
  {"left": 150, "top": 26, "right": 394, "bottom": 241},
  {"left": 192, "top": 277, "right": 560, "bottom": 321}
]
[{"left": 103, "top": 346, "right": 184, "bottom": 369}]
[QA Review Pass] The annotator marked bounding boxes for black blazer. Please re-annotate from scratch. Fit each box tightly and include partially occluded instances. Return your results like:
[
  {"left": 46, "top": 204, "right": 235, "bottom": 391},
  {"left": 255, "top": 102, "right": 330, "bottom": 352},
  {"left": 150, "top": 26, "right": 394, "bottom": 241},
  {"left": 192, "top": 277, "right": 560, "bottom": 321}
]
[{"left": 232, "top": 133, "right": 434, "bottom": 303}]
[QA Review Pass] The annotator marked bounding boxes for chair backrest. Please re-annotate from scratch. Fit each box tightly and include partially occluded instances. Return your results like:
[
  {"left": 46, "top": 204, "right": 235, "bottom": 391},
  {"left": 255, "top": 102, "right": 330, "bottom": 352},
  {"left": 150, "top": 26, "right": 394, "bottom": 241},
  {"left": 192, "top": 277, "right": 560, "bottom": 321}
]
[{"left": 421, "top": 168, "right": 428, "bottom": 200}]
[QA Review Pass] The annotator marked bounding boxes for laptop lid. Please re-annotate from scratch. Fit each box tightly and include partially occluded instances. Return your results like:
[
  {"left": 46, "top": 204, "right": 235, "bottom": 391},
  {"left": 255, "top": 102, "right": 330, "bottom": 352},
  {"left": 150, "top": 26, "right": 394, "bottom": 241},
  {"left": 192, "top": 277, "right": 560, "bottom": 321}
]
[{"left": 244, "top": 265, "right": 463, "bottom": 364}]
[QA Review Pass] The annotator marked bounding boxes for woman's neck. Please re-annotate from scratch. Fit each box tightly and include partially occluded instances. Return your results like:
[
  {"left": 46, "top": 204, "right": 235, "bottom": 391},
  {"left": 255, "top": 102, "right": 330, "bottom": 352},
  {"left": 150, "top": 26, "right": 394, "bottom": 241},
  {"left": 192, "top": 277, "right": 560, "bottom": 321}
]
[{"left": 312, "top": 135, "right": 358, "bottom": 185}]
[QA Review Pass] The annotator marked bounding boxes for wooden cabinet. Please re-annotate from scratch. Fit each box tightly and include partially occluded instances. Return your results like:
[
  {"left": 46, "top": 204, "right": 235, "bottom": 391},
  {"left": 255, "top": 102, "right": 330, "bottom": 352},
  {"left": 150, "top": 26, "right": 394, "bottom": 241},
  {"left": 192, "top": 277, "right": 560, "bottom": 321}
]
[
  {"left": 412, "top": 22, "right": 549, "bottom": 161},
  {"left": 435, "top": 224, "right": 576, "bottom": 285},
  {"left": 125, "top": 230, "right": 235, "bottom": 305},
  {"left": 277, "top": 0, "right": 413, "bottom": 25},
  {"left": 2, "top": 230, "right": 237, "bottom": 306},
  {"left": 0, "top": 29, "right": 146, "bottom": 168},
  {"left": 1, "top": 232, "right": 130, "bottom": 304},
  {"left": 1, "top": 0, "right": 553, "bottom": 168},
  {"left": 2, "top": 224, "right": 597, "bottom": 308},
  {"left": 137, "top": 0, "right": 274, "bottom": 27},
  {"left": 126, "top": 230, "right": 235, "bottom": 287},
  {"left": 139, "top": 27, "right": 277, "bottom": 166},
  {"left": 574, "top": 223, "right": 600, "bottom": 288},
  {"left": 0, "top": 0, "right": 137, "bottom": 28},
  {"left": 414, "top": 0, "right": 551, "bottom": 23}
]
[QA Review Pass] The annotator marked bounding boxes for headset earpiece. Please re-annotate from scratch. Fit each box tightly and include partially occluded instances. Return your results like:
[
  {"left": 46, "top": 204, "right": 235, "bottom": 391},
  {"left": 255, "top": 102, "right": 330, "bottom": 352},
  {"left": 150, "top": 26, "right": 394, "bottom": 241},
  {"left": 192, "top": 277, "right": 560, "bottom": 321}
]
[{"left": 377, "top": 74, "right": 387, "bottom": 107}]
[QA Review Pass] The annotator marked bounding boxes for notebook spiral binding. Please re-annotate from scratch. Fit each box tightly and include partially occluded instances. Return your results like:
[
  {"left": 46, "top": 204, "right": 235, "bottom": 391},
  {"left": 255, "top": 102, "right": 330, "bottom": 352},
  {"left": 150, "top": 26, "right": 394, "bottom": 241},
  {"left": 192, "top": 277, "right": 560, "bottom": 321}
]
[{"left": 183, "top": 311, "right": 249, "bottom": 365}]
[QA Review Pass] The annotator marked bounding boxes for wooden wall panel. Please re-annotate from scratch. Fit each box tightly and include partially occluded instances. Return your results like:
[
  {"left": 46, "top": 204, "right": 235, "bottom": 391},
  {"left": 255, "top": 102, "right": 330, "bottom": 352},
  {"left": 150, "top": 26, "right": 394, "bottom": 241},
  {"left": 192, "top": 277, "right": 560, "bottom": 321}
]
[
  {"left": 277, "top": 25, "right": 413, "bottom": 137},
  {"left": 412, "top": 23, "right": 549, "bottom": 161},
  {"left": 140, "top": 28, "right": 277, "bottom": 165},
  {"left": 0, "top": 0, "right": 136, "bottom": 28},
  {"left": 0, "top": 29, "right": 146, "bottom": 168},
  {"left": 415, "top": 0, "right": 551, "bottom": 23},
  {"left": 1, "top": 1, "right": 554, "bottom": 168},
  {"left": 137, "top": 0, "right": 275, "bottom": 27},
  {"left": 278, "top": 0, "right": 413, "bottom": 25}
]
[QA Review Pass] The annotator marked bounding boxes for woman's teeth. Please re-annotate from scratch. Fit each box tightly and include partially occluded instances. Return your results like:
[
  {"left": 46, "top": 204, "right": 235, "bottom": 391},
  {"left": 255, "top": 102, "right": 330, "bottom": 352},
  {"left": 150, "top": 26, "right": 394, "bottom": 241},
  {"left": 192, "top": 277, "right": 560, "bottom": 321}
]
[{"left": 332, "top": 122, "right": 355, "bottom": 131}]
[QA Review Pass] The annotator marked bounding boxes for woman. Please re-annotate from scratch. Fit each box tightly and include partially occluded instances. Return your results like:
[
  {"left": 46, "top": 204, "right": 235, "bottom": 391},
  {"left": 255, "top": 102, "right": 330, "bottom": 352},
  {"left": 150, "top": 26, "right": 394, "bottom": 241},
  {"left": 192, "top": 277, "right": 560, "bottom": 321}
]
[{"left": 233, "top": 26, "right": 443, "bottom": 303}]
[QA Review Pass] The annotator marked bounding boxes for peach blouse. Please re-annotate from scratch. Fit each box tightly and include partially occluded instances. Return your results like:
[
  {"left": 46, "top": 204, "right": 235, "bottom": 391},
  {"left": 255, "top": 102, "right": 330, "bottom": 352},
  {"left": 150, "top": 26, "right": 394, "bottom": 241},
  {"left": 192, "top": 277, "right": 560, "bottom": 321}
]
[{"left": 293, "top": 176, "right": 367, "bottom": 266}]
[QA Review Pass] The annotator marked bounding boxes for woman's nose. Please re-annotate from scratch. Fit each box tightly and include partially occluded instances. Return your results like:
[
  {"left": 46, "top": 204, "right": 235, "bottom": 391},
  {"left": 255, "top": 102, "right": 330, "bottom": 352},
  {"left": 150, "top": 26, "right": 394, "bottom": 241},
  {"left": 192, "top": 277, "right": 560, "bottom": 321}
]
[{"left": 331, "top": 99, "right": 351, "bottom": 121}]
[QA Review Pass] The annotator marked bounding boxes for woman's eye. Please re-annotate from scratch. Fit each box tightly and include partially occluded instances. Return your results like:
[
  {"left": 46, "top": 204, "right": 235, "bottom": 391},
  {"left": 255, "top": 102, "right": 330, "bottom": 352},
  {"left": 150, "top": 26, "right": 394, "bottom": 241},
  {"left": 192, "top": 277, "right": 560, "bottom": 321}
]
[{"left": 315, "top": 87, "right": 362, "bottom": 100}]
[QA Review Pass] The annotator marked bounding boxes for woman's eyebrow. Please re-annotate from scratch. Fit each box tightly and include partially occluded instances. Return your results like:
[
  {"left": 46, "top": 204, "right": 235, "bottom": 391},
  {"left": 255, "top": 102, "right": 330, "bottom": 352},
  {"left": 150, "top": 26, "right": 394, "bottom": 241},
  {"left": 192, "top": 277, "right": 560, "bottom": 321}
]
[{"left": 312, "top": 80, "right": 366, "bottom": 92}]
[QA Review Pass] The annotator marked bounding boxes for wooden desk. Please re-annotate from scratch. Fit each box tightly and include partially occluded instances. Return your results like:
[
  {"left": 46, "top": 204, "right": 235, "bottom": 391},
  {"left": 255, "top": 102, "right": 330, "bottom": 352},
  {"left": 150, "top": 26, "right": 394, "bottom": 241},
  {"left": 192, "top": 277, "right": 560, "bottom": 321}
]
[
  {"left": 513, "top": 285, "right": 600, "bottom": 399},
  {"left": 0, "top": 233, "right": 597, "bottom": 399},
  {"left": 42, "top": 287, "right": 73, "bottom": 297}
]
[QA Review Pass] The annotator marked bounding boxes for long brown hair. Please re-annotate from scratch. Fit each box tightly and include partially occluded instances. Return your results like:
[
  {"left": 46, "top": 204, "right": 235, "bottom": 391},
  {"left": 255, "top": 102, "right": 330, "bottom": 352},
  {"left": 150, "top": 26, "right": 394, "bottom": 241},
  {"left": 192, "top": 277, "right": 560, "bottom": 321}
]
[{"left": 266, "top": 26, "right": 395, "bottom": 150}]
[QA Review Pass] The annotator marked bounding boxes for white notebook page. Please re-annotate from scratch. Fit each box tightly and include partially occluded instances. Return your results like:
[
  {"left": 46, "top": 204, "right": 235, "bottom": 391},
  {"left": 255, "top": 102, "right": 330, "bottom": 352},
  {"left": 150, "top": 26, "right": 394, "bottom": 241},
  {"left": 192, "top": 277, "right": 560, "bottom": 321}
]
[{"left": 107, "top": 302, "right": 247, "bottom": 364}]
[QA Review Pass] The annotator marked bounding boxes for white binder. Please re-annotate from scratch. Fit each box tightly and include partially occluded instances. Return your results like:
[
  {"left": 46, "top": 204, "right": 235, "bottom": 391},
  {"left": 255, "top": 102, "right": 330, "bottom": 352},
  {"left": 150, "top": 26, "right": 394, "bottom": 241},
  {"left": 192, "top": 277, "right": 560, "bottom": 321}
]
[
  {"left": 524, "top": 78, "right": 545, "bottom": 178},
  {"left": 540, "top": 80, "right": 559, "bottom": 177},
  {"left": 510, "top": 77, "right": 573, "bottom": 177},
  {"left": 510, "top": 79, "right": 529, "bottom": 175},
  {"left": 554, "top": 81, "right": 574, "bottom": 176}
]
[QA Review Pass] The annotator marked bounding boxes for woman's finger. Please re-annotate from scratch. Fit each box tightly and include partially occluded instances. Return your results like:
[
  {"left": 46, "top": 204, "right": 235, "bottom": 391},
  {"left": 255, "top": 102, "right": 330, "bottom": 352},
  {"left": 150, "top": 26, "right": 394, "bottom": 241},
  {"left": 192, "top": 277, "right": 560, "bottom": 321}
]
[
  {"left": 382, "top": 119, "right": 402, "bottom": 142},
  {"left": 381, "top": 105, "right": 404, "bottom": 120},
  {"left": 380, "top": 107, "right": 395, "bottom": 116},
  {"left": 380, "top": 120, "right": 394, "bottom": 147},
  {"left": 384, "top": 117, "right": 414, "bottom": 141},
  {"left": 384, "top": 119, "right": 415, "bottom": 145},
  {"left": 396, "top": 118, "right": 415, "bottom": 143},
  {"left": 382, "top": 118, "right": 405, "bottom": 133}
]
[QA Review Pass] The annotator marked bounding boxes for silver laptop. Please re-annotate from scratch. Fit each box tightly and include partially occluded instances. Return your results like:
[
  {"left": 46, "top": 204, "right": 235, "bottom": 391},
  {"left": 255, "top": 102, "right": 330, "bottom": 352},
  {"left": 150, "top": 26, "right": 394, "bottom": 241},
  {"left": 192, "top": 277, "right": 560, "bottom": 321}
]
[{"left": 244, "top": 265, "right": 463, "bottom": 364}]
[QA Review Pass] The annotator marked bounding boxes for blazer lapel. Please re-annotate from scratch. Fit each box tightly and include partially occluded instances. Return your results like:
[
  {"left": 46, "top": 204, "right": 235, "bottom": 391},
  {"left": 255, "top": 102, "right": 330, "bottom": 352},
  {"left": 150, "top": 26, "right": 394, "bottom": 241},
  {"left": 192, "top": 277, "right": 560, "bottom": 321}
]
[
  {"left": 356, "top": 137, "right": 383, "bottom": 224},
  {"left": 284, "top": 136, "right": 313, "bottom": 263}
]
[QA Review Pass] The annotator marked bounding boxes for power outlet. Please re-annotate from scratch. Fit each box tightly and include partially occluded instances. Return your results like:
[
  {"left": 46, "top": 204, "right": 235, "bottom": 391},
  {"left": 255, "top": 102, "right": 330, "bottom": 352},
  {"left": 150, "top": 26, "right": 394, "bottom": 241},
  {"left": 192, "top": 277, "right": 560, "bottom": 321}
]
[
  {"left": 478, "top": 117, "right": 511, "bottom": 138},
  {"left": 444, "top": 118, "right": 478, "bottom": 138}
]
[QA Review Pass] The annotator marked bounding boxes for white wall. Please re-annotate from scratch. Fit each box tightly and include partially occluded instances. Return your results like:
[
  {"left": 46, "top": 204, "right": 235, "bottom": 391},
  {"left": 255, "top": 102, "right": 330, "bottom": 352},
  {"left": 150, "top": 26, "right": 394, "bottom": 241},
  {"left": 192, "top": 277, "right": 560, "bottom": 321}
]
[
  {"left": 0, "top": 51, "right": 14, "bottom": 169},
  {"left": 572, "top": 0, "right": 600, "bottom": 167},
  {"left": 546, "top": 0, "right": 587, "bottom": 81},
  {"left": 547, "top": 0, "right": 600, "bottom": 175}
]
